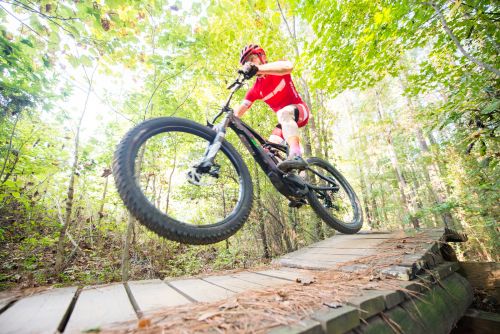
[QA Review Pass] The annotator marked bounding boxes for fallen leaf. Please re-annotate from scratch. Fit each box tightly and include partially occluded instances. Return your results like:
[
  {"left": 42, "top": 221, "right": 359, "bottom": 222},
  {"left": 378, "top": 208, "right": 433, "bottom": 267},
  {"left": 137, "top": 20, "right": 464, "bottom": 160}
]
[
  {"left": 198, "top": 311, "right": 221, "bottom": 321},
  {"left": 137, "top": 318, "right": 151, "bottom": 329}
]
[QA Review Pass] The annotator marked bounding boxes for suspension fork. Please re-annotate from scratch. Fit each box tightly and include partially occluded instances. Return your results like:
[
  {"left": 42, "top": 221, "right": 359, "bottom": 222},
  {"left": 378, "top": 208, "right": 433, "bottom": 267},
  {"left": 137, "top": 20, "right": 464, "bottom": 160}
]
[{"left": 198, "top": 111, "right": 233, "bottom": 170}]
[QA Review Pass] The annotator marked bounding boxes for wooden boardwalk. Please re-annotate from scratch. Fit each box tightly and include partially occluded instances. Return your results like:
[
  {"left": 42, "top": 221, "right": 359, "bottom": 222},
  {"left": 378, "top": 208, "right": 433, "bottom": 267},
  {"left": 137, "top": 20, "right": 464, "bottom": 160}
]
[{"left": 0, "top": 229, "right": 470, "bottom": 333}]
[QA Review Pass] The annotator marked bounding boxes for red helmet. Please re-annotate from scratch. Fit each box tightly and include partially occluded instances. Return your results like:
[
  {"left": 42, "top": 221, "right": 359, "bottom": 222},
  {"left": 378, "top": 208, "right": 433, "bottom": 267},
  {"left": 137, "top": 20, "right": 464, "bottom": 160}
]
[{"left": 239, "top": 44, "right": 266, "bottom": 65}]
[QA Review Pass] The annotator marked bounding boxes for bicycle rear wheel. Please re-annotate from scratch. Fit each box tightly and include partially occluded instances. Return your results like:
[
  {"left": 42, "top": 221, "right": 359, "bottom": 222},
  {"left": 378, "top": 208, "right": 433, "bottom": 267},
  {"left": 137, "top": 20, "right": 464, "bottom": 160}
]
[
  {"left": 113, "top": 117, "right": 253, "bottom": 245},
  {"left": 305, "top": 157, "right": 362, "bottom": 234}
]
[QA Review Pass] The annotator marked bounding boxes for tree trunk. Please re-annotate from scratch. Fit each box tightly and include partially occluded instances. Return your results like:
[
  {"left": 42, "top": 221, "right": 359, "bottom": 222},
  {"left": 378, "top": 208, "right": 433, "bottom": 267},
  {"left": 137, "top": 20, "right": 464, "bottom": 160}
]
[
  {"left": 276, "top": 0, "right": 315, "bottom": 159},
  {"left": 121, "top": 145, "right": 145, "bottom": 281},
  {"left": 345, "top": 95, "right": 373, "bottom": 227},
  {"left": 165, "top": 147, "right": 177, "bottom": 213},
  {"left": 254, "top": 161, "right": 270, "bottom": 259},
  {"left": 121, "top": 12, "right": 162, "bottom": 281},
  {"left": 399, "top": 73, "right": 457, "bottom": 229},
  {"left": 2, "top": 150, "right": 20, "bottom": 184},
  {"left": 315, "top": 90, "right": 331, "bottom": 158},
  {"left": 378, "top": 184, "right": 390, "bottom": 224},
  {"left": 375, "top": 90, "right": 420, "bottom": 229},
  {"left": 96, "top": 169, "right": 110, "bottom": 249},
  {"left": 121, "top": 213, "right": 135, "bottom": 281},
  {"left": 0, "top": 114, "right": 20, "bottom": 183},
  {"left": 55, "top": 64, "right": 97, "bottom": 274}
]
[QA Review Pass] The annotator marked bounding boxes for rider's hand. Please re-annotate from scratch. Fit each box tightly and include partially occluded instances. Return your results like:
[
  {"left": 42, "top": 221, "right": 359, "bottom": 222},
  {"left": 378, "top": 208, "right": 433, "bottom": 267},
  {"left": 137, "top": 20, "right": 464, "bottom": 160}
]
[{"left": 239, "top": 63, "right": 259, "bottom": 79}]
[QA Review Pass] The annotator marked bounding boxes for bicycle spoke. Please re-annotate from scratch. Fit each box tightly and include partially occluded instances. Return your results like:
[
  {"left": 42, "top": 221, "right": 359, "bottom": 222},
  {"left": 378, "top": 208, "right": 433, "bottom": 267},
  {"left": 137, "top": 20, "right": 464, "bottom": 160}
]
[{"left": 137, "top": 130, "right": 243, "bottom": 226}]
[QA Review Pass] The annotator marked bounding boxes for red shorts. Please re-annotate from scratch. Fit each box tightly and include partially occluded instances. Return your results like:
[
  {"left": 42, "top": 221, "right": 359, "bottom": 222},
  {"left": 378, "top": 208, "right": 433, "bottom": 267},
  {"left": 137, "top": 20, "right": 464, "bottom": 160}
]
[{"left": 271, "top": 103, "right": 310, "bottom": 139}]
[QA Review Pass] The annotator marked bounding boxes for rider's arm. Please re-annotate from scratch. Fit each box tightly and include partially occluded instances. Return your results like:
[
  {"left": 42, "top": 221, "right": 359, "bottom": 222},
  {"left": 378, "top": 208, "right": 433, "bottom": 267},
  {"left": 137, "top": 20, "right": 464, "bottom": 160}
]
[
  {"left": 234, "top": 102, "right": 250, "bottom": 118},
  {"left": 256, "top": 60, "right": 293, "bottom": 76}
]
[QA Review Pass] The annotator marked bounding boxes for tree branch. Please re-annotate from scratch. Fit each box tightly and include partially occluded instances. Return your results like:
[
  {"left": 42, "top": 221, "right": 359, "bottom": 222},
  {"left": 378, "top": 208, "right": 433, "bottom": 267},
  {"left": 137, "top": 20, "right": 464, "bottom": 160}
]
[
  {"left": 0, "top": 4, "right": 47, "bottom": 41},
  {"left": 276, "top": 0, "right": 300, "bottom": 55},
  {"left": 0, "top": 114, "right": 20, "bottom": 183},
  {"left": 7, "top": 0, "right": 80, "bottom": 21},
  {"left": 425, "top": 1, "right": 500, "bottom": 77}
]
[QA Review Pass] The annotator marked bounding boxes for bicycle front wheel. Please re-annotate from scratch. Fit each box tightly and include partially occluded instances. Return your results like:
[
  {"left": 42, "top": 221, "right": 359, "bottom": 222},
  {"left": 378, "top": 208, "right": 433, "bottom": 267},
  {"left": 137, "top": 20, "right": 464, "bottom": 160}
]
[
  {"left": 305, "top": 157, "right": 363, "bottom": 234},
  {"left": 113, "top": 117, "right": 253, "bottom": 245}
]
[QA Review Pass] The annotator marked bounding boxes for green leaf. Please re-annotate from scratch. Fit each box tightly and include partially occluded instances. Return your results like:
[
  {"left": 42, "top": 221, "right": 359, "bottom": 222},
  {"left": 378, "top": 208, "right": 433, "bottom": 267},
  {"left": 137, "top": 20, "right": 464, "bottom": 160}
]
[
  {"left": 481, "top": 100, "right": 499, "bottom": 115},
  {"left": 20, "top": 39, "right": 34, "bottom": 47}
]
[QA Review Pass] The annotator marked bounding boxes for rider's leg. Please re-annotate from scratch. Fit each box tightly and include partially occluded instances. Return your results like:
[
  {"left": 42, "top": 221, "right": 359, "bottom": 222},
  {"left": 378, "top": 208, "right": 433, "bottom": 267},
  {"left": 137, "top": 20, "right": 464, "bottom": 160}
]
[
  {"left": 277, "top": 105, "right": 302, "bottom": 158},
  {"left": 276, "top": 105, "right": 307, "bottom": 171}
]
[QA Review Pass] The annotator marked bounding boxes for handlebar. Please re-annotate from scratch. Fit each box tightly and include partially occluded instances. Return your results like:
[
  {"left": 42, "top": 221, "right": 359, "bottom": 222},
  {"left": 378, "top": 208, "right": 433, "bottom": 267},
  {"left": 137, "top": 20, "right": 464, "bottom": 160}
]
[
  {"left": 226, "top": 72, "right": 246, "bottom": 90},
  {"left": 208, "top": 73, "right": 248, "bottom": 126}
]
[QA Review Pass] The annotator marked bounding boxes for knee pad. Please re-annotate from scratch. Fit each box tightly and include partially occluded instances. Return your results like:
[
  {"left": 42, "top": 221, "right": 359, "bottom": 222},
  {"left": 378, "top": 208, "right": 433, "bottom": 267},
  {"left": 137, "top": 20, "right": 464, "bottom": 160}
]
[{"left": 277, "top": 105, "right": 296, "bottom": 124}]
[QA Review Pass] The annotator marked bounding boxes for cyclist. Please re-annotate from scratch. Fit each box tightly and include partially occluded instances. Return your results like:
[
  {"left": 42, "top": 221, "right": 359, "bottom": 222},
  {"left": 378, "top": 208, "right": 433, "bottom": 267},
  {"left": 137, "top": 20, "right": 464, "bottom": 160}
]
[{"left": 235, "top": 44, "right": 310, "bottom": 172}]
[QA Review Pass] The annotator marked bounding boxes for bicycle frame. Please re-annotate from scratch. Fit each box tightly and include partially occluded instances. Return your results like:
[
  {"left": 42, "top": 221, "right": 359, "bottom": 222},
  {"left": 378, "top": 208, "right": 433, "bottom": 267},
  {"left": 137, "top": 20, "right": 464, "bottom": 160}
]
[
  {"left": 198, "top": 73, "right": 336, "bottom": 200},
  {"left": 229, "top": 116, "right": 308, "bottom": 198}
]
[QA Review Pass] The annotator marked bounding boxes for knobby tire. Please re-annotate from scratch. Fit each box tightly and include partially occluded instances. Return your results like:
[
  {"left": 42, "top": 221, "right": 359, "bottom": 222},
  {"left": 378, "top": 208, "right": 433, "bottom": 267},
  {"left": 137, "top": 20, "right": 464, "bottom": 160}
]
[
  {"left": 306, "top": 157, "right": 363, "bottom": 234},
  {"left": 113, "top": 117, "right": 253, "bottom": 245}
]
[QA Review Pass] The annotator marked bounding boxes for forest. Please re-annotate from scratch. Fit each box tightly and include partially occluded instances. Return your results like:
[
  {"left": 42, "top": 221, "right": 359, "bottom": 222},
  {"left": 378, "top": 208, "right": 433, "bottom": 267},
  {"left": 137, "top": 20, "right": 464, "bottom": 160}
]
[{"left": 0, "top": 0, "right": 498, "bottom": 291}]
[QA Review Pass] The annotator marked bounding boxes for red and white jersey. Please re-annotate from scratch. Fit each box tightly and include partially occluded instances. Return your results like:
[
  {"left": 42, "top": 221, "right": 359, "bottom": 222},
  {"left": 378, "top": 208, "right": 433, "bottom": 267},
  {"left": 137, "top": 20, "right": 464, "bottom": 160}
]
[{"left": 243, "top": 74, "right": 305, "bottom": 112}]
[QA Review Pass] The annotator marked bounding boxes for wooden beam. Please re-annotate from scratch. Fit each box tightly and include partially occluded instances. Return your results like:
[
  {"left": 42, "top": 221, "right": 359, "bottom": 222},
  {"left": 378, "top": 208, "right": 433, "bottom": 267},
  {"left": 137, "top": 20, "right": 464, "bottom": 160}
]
[
  {"left": 453, "top": 308, "right": 500, "bottom": 334},
  {"left": 459, "top": 262, "right": 500, "bottom": 301}
]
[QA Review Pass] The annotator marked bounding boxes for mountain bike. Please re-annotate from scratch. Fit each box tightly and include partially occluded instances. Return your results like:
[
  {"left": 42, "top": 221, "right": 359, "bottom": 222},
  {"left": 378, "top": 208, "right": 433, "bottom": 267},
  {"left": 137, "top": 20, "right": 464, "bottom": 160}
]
[{"left": 113, "top": 73, "right": 363, "bottom": 245}]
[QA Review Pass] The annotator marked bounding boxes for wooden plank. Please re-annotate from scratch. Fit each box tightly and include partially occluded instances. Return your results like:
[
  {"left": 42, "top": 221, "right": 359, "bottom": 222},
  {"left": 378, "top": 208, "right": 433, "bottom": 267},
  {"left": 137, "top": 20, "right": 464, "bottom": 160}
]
[
  {"left": 0, "top": 287, "right": 77, "bottom": 334},
  {"left": 272, "top": 232, "right": 398, "bottom": 269},
  {"left": 230, "top": 271, "right": 291, "bottom": 287},
  {"left": 307, "top": 236, "right": 396, "bottom": 249},
  {"left": 453, "top": 308, "right": 500, "bottom": 334},
  {"left": 337, "top": 264, "right": 370, "bottom": 273},
  {"left": 295, "top": 232, "right": 396, "bottom": 250},
  {"left": 167, "top": 278, "right": 234, "bottom": 302},
  {"left": 298, "top": 248, "right": 379, "bottom": 256},
  {"left": 307, "top": 245, "right": 386, "bottom": 249},
  {"left": 380, "top": 266, "right": 413, "bottom": 281},
  {"left": 65, "top": 284, "right": 136, "bottom": 333},
  {"left": 127, "top": 280, "right": 191, "bottom": 313},
  {"left": 311, "top": 305, "right": 360, "bottom": 334},
  {"left": 253, "top": 268, "right": 313, "bottom": 282},
  {"left": 387, "top": 273, "right": 472, "bottom": 334},
  {"left": 281, "top": 238, "right": 386, "bottom": 258},
  {"left": 346, "top": 290, "right": 386, "bottom": 319},
  {"left": 268, "top": 319, "right": 323, "bottom": 334},
  {"left": 202, "top": 275, "right": 263, "bottom": 292},
  {"left": 359, "top": 273, "right": 472, "bottom": 333},
  {"left": 281, "top": 253, "right": 369, "bottom": 262},
  {"left": 375, "top": 289, "right": 406, "bottom": 309},
  {"left": 277, "top": 258, "right": 335, "bottom": 270}
]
